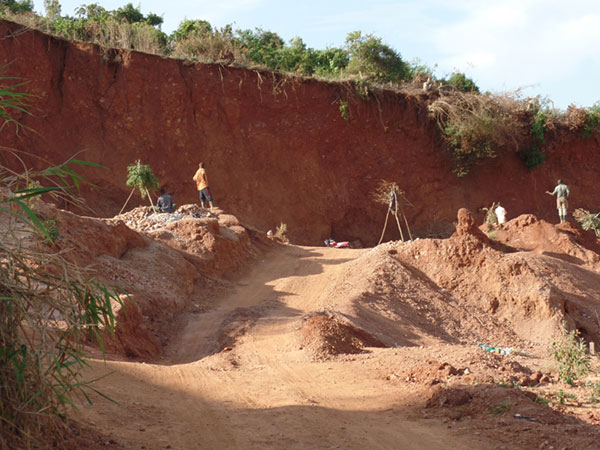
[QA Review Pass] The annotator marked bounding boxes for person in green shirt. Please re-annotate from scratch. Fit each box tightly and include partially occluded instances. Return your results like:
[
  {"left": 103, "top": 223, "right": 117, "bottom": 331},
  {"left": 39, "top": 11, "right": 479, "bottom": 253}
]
[{"left": 545, "top": 179, "right": 570, "bottom": 223}]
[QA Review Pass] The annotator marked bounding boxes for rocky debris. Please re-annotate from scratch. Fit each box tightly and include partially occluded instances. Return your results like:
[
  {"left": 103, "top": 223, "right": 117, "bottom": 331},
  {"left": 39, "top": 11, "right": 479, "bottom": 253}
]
[
  {"left": 406, "top": 361, "right": 461, "bottom": 385},
  {"left": 113, "top": 205, "right": 217, "bottom": 233}
]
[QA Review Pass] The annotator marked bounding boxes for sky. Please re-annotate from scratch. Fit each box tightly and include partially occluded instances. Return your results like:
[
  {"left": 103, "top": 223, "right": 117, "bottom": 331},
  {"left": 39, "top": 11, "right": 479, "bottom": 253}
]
[{"left": 31, "top": 0, "right": 600, "bottom": 110}]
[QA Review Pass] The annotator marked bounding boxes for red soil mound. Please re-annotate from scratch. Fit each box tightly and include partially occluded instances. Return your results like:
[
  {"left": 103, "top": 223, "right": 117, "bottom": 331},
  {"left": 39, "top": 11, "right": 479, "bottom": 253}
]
[
  {"left": 299, "top": 313, "right": 386, "bottom": 359},
  {"left": 36, "top": 201, "right": 266, "bottom": 359}
]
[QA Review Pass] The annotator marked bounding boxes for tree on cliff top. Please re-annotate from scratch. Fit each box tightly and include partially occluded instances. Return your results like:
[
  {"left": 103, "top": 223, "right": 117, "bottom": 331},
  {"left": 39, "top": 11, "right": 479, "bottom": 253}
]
[
  {"left": 0, "top": 0, "right": 33, "bottom": 14},
  {"left": 345, "top": 31, "right": 410, "bottom": 83}
]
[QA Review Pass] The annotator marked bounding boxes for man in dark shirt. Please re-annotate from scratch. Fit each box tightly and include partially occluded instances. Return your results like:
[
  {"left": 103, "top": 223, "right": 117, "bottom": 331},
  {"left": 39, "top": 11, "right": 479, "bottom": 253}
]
[{"left": 157, "top": 188, "right": 174, "bottom": 213}]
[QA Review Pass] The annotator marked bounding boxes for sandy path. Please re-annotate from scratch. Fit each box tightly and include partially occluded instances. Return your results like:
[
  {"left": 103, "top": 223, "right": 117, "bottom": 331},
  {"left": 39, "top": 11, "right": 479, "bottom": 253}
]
[{"left": 77, "top": 245, "right": 490, "bottom": 449}]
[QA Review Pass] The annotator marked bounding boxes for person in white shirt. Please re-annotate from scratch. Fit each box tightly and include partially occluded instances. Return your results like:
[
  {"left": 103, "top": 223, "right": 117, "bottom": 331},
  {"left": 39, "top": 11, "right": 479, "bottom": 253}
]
[{"left": 495, "top": 202, "right": 507, "bottom": 225}]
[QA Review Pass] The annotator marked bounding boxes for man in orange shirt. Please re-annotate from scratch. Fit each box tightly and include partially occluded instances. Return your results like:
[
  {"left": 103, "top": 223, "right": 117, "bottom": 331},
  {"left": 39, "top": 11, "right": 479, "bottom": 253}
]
[{"left": 192, "top": 162, "right": 215, "bottom": 208}]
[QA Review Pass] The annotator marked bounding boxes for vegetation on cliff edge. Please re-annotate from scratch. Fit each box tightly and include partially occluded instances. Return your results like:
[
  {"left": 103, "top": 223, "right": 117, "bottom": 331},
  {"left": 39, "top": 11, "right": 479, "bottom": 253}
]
[{"left": 2, "top": 2, "right": 600, "bottom": 176}]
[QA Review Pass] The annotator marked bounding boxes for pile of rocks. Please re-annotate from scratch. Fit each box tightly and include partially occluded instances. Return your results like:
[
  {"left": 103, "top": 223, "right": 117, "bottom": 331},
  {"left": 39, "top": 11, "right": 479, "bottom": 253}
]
[{"left": 114, "top": 205, "right": 216, "bottom": 232}]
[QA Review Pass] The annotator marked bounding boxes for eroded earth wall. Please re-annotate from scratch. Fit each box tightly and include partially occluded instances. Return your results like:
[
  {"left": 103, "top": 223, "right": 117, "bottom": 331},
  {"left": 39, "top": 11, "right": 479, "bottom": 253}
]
[{"left": 2, "top": 20, "right": 600, "bottom": 245}]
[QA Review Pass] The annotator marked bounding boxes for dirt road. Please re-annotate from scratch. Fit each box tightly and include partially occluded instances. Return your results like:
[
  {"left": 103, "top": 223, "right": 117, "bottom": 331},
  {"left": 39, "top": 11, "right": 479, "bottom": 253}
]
[{"left": 77, "top": 245, "right": 491, "bottom": 449}]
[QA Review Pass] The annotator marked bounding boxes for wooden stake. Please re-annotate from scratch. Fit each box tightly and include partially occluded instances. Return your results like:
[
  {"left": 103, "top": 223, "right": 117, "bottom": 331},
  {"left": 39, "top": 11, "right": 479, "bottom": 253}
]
[
  {"left": 118, "top": 187, "right": 136, "bottom": 215},
  {"left": 393, "top": 190, "right": 405, "bottom": 242},
  {"left": 400, "top": 207, "right": 413, "bottom": 241},
  {"left": 378, "top": 208, "right": 391, "bottom": 245}
]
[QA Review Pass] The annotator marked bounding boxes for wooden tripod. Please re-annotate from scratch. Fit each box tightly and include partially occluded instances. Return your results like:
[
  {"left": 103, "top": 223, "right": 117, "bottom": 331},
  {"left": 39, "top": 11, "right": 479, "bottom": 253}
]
[{"left": 377, "top": 189, "right": 413, "bottom": 245}]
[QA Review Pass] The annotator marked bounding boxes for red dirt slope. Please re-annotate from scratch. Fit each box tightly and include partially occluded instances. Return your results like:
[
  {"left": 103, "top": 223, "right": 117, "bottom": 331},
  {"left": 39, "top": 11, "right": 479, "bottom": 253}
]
[{"left": 55, "top": 204, "right": 600, "bottom": 449}]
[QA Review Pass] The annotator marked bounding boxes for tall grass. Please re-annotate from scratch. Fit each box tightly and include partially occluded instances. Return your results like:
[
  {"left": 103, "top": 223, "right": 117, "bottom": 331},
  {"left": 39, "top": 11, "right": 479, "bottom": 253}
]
[
  {"left": 0, "top": 68, "right": 32, "bottom": 133},
  {"left": 171, "top": 27, "right": 246, "bottom": 62},
  {"left": 0, "top": 152, "right": 125, "bottom": 449}
]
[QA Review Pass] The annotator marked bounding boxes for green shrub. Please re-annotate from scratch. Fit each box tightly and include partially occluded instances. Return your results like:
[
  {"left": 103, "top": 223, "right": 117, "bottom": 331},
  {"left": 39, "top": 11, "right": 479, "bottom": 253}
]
[
  {"left": 443, "top": 118, "right": 496, "bottom": 177},
  {"left": 344, "top": 31, "right": 410, "bottom": 83},
  {"left": 0, "top": 70, "right": 32, "bottom": 132},
  {"left": 446, "top": 72, "right": 479, "bottom": 93},
  {"left": 551, "top": 324, "right": 590, "bottom": 386},
  {"left": 518, "top": 111, "right": 547, "bottom": 169},
  {"left": 125, "top": 160, "right": 160, "bottom": 208},
  {"left": 171, "top": 24, "right": 241, "bottom": 62},
  {"left": 0, "top": 0, "right": 33, "bottom": 14},
  {"left": 429, "top": 91, "right": 529, "bottom": 177},
  {"left": 582, "top": 102, "right": 600, "bottom": 138},
  {"left": 338, "top": 100, "right": 349, "bottom": 121}
]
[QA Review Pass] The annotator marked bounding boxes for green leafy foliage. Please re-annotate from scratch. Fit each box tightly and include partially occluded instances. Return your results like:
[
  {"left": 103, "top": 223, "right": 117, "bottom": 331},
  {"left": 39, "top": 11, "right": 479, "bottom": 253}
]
[
  {"left": 126, "top": 160, "right": 159, "bottom": 207},
  {"left": 237, "top": 27, "right": 285, "bottom": 68},
  {"left": 338, "top": 99, "right": 349, "bottom": 121},
  {"left": 0, "top": 81, "right": 125, "bottom": 448},
  {"left": 114, "top": 2, "right": 145, "bottom": 24},
  {"left": 443, "top": 118, "right": 496, "bottom": 177},
  {"left": 446, "top": 72, "right": 479, "bottom": 93},
  {"left": 43, "top": 0, "right": 60, "bottom": 20},
  {"left": 556, "top": 389, "right": 577, "bottom": 405},
  {"left": 407, "top": 57, "right": 436, "bottom": 80},
  {"left": 28, "top": 2, "right": 169, "bottom": 54},
  {"left": 171, "top": 19, "right": 212, "bottom": 42},
  {"left": 0, "top": 0, "right": 33, "bottom": 14},
  {"left": 582, "top": 102, "right": 600, "bottom": 138},
  {"left": 429, "top": 91, "right": 534, "bottom": 176},
  {"left": 551, "top": 324, "right": 591, "bottom": 386},
  {"left": 0, "top": 69, "right": 32, "bottom": 132},
  {"left": 518, "top": 111, "right": 547, "bottom": 169},
  {"left": 345, "top": 31, "right": 410, "bottom": 83}
]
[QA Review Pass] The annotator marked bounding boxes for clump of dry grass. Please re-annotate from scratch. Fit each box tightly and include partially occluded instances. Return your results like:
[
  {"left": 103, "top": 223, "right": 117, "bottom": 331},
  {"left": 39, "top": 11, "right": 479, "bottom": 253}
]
[
  {"left": 428, "top": 90, "right": 533, "bottom": 176},
  {"left": 274, "top": 222, "right": 289, "bottom": 243},
  {"left": 171, "top": 28, "right": 246, "bottom": 62},
  {"left": 373, "top": 180, "right": 413, "bottom": 243},
  {"left": 574, "top": 208, "right": 600, "bottom": 237}
]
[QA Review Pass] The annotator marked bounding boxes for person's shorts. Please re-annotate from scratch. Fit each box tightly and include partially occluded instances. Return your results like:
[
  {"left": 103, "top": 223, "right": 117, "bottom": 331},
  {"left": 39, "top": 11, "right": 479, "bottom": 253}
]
[
  {"left": 557, "top": 197, "right": 568, "bottom": 210},
  {"left": 199, "top": 187, "right": 213, "bottom": 203}
]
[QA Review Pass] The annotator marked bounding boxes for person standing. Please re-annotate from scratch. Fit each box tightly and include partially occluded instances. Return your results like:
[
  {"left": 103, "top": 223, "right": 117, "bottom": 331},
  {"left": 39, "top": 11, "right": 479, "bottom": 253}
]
[
  {"left": 157, "top": 188, "right": 174, "bottom": 213},
  {"left": 546, "top": 179, "right": 570, "bottom": 223},
  {"left": 495, "top": 202, "right": 507, "bottom": 225},
  {"left": 192, "top": 162, "right": 215, "bottom": 208}
]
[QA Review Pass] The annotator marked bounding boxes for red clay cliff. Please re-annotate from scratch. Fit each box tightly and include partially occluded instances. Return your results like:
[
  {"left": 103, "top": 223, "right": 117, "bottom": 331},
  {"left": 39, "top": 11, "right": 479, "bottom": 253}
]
[{"left": 1, "top": 20, "right": 599, "bottom": 245}]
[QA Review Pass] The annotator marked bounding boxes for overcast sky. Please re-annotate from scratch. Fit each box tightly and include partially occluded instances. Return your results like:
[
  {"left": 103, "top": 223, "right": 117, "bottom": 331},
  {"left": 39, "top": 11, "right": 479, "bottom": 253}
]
[{"left": 31, "top": 0, "right": 600, "bottom": 110}]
